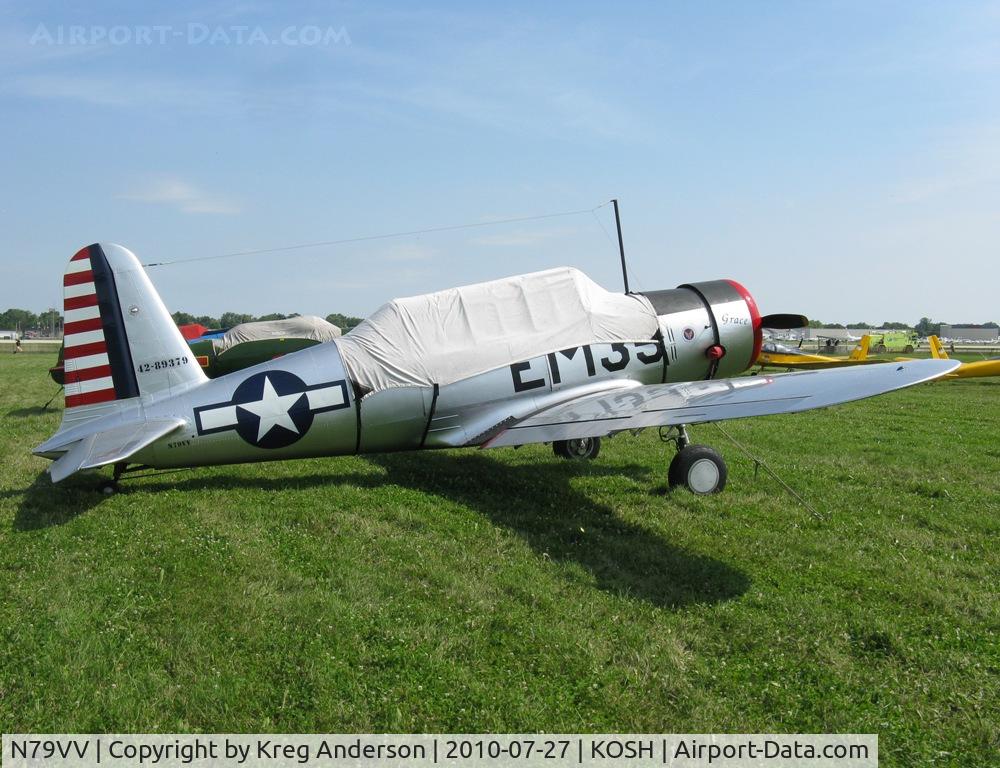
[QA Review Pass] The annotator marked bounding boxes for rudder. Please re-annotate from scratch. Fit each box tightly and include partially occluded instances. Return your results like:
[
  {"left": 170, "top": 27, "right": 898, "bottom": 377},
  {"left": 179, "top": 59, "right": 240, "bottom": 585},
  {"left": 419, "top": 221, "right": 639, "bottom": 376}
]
[
  {"left": 928, "top": 335, "right": 948, "bottom": 360},
  {"left": 849, "top": 335, "right": 871, "bottom": 361},
  {"left": 62, "top": 243, "right": 207, "bottom": 421}
]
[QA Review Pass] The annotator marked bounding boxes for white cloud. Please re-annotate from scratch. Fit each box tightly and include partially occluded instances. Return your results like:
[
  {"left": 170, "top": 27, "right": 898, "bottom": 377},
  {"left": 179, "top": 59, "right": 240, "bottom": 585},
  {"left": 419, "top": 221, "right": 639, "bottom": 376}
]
[
  {"left": 3, "top": 72, "right": 245, "bottom": 111},
  {"left": 121, "top": 177, "right": 240, "bottom": 214}
]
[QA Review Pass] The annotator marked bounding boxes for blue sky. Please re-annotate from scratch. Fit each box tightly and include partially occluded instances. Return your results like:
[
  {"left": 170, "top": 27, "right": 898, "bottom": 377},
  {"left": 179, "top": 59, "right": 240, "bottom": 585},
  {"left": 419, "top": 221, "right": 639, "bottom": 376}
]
[{"left": 2, "top": 1, "right": 998, "bottom": 324}]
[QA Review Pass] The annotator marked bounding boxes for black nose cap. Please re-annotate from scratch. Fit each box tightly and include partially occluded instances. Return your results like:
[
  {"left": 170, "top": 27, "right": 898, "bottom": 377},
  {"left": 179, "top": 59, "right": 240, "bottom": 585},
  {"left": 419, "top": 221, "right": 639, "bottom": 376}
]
[{"left": 761, "top": 313, "right": 809, "bottom": 330}]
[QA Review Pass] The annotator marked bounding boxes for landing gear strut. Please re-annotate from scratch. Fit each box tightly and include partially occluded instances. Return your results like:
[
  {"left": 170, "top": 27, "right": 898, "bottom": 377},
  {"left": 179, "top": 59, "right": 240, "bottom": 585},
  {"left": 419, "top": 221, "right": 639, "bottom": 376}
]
[
  {"left": 553, "top": 437, "right": 601, "bottom": 460},
  {"left": 43, "top": 386, "right": 63, "bottom": 409},
  {"left": 661, "top": 425, "right": 727, "bottom": 494},
  {"left": 99, "top": 462, "right": 128, "bottom": 495}
]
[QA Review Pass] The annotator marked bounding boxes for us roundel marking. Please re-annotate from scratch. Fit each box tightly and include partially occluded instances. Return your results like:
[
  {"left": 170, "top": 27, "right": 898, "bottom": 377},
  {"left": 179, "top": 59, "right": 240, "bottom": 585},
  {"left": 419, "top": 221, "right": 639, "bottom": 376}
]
[{"left": 194, "top": 370, "right": 350, "bottom": 449}]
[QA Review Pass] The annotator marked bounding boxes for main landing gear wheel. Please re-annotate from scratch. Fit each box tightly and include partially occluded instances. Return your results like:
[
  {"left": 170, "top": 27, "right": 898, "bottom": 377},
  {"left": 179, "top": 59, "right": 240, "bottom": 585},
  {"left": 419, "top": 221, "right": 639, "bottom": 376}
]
[
  {"left": 668, "top": 445, "right": 728, "bottom": 494},
  {"left": 553, "top": 437, "right": 601, "bottom": 460}
]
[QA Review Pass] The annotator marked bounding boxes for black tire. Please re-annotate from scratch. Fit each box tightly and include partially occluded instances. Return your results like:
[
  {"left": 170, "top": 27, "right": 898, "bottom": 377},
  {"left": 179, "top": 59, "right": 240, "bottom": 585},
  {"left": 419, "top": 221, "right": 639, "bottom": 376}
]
[
  {"left": 668, "top": 445, "right": 727, "bottom": 494},
  {"left": 875, "top": 343, "right": 887, "bottom": 354},
  {"left": 553, "top": 437, "right": 601, "bottom": 460},
  {"left": 904, "top": 345, "right": 914, "bottom": 354}
]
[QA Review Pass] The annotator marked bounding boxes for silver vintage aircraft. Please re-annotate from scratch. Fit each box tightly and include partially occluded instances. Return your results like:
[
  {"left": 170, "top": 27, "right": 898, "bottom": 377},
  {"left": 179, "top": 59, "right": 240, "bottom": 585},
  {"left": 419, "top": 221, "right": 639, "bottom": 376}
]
[{"left": 36, "top": 244, "right": 958, "bottom": 494}]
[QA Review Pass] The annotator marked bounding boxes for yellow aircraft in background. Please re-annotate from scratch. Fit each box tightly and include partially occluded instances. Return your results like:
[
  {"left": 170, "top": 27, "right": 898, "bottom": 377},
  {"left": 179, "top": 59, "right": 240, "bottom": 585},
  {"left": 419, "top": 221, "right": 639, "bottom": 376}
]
[
  {"left": 759, "top": 333, "right": 1000, "bottom": 377},
  {"left": 925, "top": 336, "right": 1000, "bottom": 379},
  {"left": 849, "top": 334, "right": 1000, "bottom": 379},
  {"left": 756, "top": 336, "right": 881, "bottom": 370}
]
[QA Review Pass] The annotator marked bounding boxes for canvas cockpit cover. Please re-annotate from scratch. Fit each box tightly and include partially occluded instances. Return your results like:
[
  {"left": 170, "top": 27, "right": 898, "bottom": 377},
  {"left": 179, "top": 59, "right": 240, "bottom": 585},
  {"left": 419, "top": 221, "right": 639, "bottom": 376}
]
[
  {"left": 337, "top": 267, "right": 658, "bottom": 391},
  {"left": 214, "top": 315, "right": 342, "bottom": 353}
]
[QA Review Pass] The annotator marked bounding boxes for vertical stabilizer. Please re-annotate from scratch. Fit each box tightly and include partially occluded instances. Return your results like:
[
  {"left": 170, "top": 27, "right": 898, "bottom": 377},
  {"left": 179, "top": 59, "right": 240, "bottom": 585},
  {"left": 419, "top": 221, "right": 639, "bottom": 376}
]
[
  {"left": 60, "top": 243, "right": 207, "bottom": 430},
  {"left": 928, "top": 335, "right": 948, "bottom": 360},
  {"left": 849, "top": 335, "right": 871, "bottom": 361}
]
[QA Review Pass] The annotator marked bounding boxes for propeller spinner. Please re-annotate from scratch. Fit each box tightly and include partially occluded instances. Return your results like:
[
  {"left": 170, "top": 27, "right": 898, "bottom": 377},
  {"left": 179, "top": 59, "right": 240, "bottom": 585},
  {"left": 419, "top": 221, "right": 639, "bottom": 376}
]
[{"left": 760, "top": 313, "right": 809, "bottom": 330}]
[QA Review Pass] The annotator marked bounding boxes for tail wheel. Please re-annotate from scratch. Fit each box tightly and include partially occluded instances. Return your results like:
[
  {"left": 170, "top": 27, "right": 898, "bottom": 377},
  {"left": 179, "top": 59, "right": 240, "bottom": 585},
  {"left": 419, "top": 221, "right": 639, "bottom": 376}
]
[
  {"left": 553, "top": 437, "right": 601, "bottom": 460},
  {"left": 668, "top": 445, "right": 727, "bottom": 494}
]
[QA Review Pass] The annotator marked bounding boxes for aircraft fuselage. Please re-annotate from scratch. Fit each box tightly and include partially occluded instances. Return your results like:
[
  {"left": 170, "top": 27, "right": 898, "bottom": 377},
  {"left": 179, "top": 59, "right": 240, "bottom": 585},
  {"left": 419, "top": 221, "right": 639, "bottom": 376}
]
[{"left": 128, "top": 280, "right": 761, "bottom": 469}]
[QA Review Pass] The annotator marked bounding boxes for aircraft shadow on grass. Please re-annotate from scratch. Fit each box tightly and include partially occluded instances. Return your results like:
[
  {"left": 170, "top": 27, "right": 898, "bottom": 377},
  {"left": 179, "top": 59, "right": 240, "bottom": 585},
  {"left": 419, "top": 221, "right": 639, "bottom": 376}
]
[
  {"left": 11, "top": 472, "right": 106, "bottom": 531},
  {"left": 13, "top": 453, "right": 749, "bottom": 608},
  {"left": 367, "top": 452, "right": 750, "bottom": 609},
  {"left": 6, "top": 405, "right": 56, "bottom": 417}
]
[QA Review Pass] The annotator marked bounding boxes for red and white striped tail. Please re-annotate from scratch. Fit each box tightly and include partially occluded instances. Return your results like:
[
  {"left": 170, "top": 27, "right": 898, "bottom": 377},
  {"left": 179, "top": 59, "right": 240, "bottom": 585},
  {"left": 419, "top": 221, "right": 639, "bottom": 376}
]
[
  {"left": 59, "top": 244, "right": 206, "bottom": 423},
  {"left": 63, "top": 247, "right": 122, "bottom": 408}
]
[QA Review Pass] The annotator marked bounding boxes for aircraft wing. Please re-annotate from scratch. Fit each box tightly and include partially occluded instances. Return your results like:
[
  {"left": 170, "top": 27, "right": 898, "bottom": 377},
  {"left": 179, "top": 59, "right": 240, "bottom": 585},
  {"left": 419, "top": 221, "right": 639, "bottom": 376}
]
[
  {"left": 484, "top": 359, "right": 959, "bottom": 448},
  {"left": 48, "top": 418, "right": 185, "bottom": 482}
]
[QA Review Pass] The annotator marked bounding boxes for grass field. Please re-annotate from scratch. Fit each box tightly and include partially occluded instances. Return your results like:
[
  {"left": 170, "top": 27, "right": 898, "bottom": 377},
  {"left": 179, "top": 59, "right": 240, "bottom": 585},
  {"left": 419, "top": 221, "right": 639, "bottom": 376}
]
[{"left": 1, "top": 353, "right": 997, "bottom": 765}]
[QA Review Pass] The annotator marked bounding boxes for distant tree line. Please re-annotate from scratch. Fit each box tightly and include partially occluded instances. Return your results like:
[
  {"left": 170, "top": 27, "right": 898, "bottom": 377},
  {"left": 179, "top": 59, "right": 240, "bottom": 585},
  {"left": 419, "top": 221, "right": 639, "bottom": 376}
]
[
  {"left": 806, "top": 318, "right": 998, "bottom": 335},
  {"left": 808, "top": 319, "right": 921, "bottom": 330},
  {"left": 170, "top": 311, "right": 365, "bottom": 331},
  {"left": 323, "top": 313, "right": 365, "bottom": 331},
  {"left": 0, "top": 307, "right": 366, "bottom": 336},
  {"left": 0, "top": 308, "right": 64, "bottom": 335},
  {"left": 2, "top": 307, "right": 995, "bottom": 338}
]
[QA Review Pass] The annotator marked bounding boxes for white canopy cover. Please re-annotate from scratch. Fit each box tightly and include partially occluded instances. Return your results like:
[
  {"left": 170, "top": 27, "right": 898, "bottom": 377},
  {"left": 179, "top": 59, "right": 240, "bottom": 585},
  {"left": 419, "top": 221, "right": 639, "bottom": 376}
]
[
  {"left": 215, "top": 315, "right": 342, "bottom": 353},
  {"left": 337, "top": 267, "right": 658, "bottom": 391}
]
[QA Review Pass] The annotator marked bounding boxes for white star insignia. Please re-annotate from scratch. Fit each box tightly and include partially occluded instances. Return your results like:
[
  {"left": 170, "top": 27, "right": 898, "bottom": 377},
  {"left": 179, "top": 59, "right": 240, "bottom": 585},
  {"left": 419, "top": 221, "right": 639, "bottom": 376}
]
[{"left": 238, "top": 376, "right": 304, "bottom": 443}]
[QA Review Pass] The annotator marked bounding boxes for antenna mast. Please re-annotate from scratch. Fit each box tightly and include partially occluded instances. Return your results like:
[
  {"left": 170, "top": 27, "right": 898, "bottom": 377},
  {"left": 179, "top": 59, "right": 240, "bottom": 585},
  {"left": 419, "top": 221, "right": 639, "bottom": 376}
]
[{"left": 611, "top": 198, "right": 630, "bottom": 294}]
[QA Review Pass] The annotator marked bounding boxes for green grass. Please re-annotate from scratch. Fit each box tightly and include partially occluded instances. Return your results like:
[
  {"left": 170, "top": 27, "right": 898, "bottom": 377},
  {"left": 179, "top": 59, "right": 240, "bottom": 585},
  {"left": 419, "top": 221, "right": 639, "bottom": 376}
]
[{"left": 1, "top": 353, "right": 997, "bottom": 765}]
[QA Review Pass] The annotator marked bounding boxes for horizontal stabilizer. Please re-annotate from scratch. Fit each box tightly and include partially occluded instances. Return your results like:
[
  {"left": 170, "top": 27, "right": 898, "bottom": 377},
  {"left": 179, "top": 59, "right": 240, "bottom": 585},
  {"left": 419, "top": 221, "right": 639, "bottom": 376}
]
[
  {"left": 48, "top": 418, "right": 185, "bottom": 483},
  {"left": 485, "top": 359, "right": 960, "bottom": 448}
]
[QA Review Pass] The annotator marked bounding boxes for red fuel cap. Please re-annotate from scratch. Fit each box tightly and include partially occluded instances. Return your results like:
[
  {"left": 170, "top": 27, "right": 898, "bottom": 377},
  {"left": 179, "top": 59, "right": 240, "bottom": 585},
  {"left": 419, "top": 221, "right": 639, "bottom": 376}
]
[{"left": 706, "top": 344, "right": 726, "bottom": 360}]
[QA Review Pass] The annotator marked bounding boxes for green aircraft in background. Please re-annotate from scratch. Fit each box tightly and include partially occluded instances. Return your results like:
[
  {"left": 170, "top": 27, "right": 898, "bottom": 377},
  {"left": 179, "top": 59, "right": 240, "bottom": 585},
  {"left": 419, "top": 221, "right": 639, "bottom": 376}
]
[{"left": 185, "top": 316, "right": 342, "bottom": 378}]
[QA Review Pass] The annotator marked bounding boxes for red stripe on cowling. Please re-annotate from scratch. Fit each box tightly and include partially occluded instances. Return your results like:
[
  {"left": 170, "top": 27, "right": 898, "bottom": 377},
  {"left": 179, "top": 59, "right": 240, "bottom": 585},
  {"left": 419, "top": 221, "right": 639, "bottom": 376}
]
[
  {"left": 64, "top": 365, "right": 112, "bottom": 384},
  {"left": 724, "top": 279, "right": 763, "bottom": 370},
  {"left": 66, "top": 389, "right": 117, "bottom": 408},
  {"left": 63, "top": 341, "right": 108, "bottom": 360},
  {"left": 64, "top": 270, "right": 94, "bottom": 287},
  {"left": 64, "top": 294, "right": 98, "bottom": 311},
  {"left": 64, "top": 317, "right": 104, "bottom": 335},
  {"left": 71, "top": 247, "right": 91, "bottom": 261}
]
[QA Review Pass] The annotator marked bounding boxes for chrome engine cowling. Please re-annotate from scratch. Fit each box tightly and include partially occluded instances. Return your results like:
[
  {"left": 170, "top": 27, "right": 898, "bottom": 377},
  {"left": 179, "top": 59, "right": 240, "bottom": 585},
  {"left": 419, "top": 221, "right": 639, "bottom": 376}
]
[{"left": 639, "top": 279, "right": 762, "bottom": 382}]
